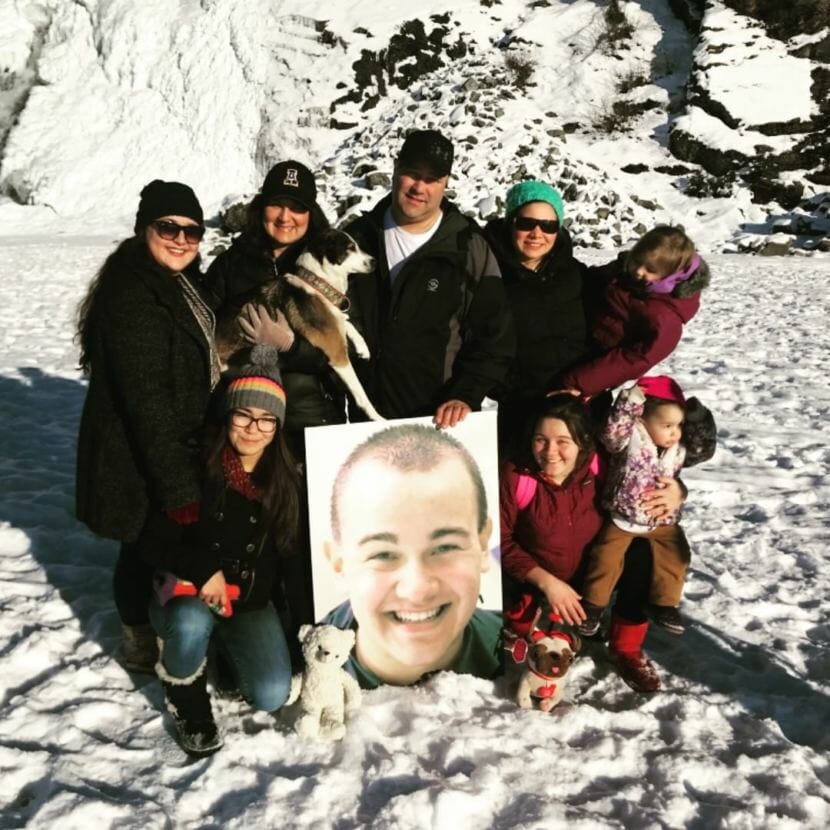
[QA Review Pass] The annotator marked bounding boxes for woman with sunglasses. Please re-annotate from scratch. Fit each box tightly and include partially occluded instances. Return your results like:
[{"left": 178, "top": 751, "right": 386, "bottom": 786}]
[
  {"left": 484, "top": 180, "right": 590, "bottom": 451},
  {"left": 76, "top": 180, "right": 219, "bottom": 672},
  {"left": 137, "top": 349, "right": 299, "bottom": 756},
  {"left": 205, "top": 160, "right": 344, "bottom": 460}
]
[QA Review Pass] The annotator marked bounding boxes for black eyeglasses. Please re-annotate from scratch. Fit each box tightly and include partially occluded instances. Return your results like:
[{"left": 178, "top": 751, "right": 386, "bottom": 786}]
[
  {"left": 151, "top": 219, "right": 205, "bottom": 244},
  {"left": 513, "top": 217, "right": 560, "bottom": 234},
  {"left": 230, "top": 409, "right": 278, "bottom": 434}
]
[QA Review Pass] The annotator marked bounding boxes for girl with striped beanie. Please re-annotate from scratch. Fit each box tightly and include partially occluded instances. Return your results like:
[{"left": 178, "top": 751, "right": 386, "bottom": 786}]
[{"left": 138, "top": 345, "right": 303, "bottom": 758}]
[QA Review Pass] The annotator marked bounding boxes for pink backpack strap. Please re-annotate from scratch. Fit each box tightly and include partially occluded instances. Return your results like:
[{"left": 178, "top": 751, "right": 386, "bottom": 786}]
[
  {"left": 515, "top": 473, "right": 538, "bottom": 510},
  {"left": 589, "top": 453, "right": 600, "bottom": 476}
]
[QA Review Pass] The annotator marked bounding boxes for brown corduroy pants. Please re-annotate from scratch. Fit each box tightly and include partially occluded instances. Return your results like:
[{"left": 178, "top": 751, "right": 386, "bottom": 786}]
[{"left": 582, "top": 521, "right": 691, "bottom": 608}]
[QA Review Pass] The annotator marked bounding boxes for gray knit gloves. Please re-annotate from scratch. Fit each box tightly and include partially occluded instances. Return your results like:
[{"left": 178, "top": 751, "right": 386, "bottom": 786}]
[{"left": 238, "top": 303, "right": 296, "bottom": 352}]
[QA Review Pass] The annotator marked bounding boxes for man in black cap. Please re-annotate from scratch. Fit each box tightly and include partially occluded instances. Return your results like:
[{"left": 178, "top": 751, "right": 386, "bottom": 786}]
[{"left": 344, "top": 129, "right": 515, "bottom": 427}]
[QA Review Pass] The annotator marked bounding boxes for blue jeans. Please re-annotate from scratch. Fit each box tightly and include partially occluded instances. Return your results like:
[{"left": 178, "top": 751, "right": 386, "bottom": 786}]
[{"left": 149, "top": 597, "right": 291, "bottom": 712}]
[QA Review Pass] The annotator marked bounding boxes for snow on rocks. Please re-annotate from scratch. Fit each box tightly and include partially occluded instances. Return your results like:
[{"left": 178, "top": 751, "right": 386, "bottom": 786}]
[
  {"left": 0, "top": 0, "right": 826, "bottom": 254},
  {"left": 693, "top": 3, "right": 816, "bottom": 127}
]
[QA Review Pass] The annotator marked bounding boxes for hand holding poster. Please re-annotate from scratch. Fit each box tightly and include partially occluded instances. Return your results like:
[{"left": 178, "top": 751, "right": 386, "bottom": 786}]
[{"left": 305, "top": 411, "right": 503, "bottom": 688}]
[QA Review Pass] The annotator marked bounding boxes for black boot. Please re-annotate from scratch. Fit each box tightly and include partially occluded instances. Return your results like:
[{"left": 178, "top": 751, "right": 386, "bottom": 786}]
[
  {"left": 157, "top": 656, "right": 223, "bottom": 758},
  {"left": 576, "top": 602, "right": 606, "bottom": 637},
  {"left": 648, "top": 604, "right": 685, "bottom": 635}
]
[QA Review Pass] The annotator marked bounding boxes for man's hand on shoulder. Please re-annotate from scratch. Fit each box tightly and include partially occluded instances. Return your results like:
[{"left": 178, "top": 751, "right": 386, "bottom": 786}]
[{"left": 433, "top": 399, "right": 471, "bottom": 429}]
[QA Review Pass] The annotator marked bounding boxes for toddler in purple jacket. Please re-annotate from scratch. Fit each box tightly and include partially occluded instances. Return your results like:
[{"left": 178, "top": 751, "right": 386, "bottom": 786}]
[{"left": 578, "top": 375, "right": 716, "bottom": 636}]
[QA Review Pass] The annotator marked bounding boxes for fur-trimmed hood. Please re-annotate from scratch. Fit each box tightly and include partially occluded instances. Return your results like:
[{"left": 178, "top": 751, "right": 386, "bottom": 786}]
[{"left": 673, "top": 256, "right": 711, "bottom": 299}]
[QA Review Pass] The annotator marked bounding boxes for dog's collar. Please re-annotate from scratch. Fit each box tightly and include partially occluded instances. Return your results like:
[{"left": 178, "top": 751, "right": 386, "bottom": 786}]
[
  {"left": 294, "top": 265, "right": 351, "bottom": 311},
  {"left": 526, "top": 662, "right": 563, "bottom": 682}
]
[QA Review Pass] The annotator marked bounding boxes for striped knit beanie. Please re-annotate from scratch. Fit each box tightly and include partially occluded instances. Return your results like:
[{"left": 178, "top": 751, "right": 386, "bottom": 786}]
[{"left": 224, "top": 345, "right": 286, "bottom": 425}]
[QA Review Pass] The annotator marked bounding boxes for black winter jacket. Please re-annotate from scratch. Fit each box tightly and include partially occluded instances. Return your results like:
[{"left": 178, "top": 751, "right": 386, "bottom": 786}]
[
  {"left": 204, "top": 233, "right": 346, "bottom": 436},
  {"left": 483, "top": 220, "right": 590, "bottom": 401},
  {"left": 75, "top": 240, "right": 212, "bottom": 542},
  {"left": 137, "top": 479, "right": 282, "bottom": 612},
  {"left": 344, "top": 197, "right": 515, "bottom": 419}
]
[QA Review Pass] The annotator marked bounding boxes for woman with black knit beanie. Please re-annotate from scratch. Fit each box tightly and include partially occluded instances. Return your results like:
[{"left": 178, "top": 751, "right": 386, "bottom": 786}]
[{"left": 75, "top": 180, "right": 216, "bottom": 672}]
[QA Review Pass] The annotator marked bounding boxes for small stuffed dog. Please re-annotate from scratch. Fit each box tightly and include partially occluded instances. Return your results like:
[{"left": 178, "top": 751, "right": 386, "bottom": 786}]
[{"left": 515, "top": 629, "right": 580, "bottom": 712}]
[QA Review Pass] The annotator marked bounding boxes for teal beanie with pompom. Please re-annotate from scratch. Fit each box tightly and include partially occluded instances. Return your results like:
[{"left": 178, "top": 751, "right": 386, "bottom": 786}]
[{"left": 505, "top": 180, "right": 565, "bottom": 222}]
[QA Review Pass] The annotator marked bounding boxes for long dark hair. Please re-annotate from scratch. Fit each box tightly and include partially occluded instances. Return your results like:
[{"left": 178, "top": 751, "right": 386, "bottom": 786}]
[
  {"left": 75, "top": 233, "right": 202, "bottom": 374},
  {"left": 517, "top": 394, "right": 596, "bottom": 478},
  {"left": 203, "top": 414, "right": 301, "bottom": 554},
  {"left": 244, "top": 192, "right": 331, "bottom": 269}
]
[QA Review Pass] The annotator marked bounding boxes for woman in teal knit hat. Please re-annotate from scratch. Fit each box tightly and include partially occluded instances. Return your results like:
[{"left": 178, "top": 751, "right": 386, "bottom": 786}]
[{"left": 483, "top": 179, "right": 591, "bottom": 453}]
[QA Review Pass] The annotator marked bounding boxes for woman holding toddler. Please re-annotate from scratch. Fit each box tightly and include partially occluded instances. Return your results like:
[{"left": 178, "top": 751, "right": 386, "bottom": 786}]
[{"left": 501, "top": 395, "right": 687, "bottom": 693}]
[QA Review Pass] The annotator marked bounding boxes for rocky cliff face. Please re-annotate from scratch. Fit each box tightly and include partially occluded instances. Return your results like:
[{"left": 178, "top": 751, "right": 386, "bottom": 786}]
[
  {"left": 668, "top": 0, "right": 828, "bottom": 251},
  {"left": 0, "top": 0, "right": 827, "bottom": 253}
]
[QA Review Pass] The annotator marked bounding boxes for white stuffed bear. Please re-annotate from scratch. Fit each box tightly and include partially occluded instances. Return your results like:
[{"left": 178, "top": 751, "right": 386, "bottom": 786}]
[{"left": 286, "top": 624, "right": 361, "bottom": 740}]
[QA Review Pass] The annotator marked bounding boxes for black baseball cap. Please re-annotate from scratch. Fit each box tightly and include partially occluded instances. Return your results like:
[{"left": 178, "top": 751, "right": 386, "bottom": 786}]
[
  {"left": 261, "top": 160, "right": 317, "bottom": 209},
  {"left": 397, "top": 130, "right": 454, "bottom": 177}
]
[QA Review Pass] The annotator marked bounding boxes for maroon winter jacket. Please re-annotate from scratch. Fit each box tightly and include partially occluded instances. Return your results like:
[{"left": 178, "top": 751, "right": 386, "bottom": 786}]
[
  {"left": 500, "top": 459, "right": 603, "bottom": 585},
  {"left": 560, "top": 256, "right": 711, "bottom": 396}
]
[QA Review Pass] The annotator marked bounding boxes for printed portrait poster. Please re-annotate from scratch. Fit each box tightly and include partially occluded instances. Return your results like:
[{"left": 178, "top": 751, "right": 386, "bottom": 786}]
[{"left": 304, "top": 411, "right": 503, "bottom": 689}]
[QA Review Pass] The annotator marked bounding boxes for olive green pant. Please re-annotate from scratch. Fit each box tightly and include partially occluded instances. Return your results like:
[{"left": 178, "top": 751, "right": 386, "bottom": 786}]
[{"left": 582, "top": 521, "right": 691, "bottom": 608}]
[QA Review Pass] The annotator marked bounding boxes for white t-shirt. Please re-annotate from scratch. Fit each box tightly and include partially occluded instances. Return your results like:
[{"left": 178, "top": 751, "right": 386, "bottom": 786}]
[{"left": 383, "top": 208, "right": 442, "bottom": 283}]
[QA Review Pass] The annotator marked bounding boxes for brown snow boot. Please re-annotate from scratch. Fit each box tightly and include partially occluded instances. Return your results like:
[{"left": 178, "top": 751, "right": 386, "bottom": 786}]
[{"left": 120, "top": 622, "right": 159, "bottom": 674}]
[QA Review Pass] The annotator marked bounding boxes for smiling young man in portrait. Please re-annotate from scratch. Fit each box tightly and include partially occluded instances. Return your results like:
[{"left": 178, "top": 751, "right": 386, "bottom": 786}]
[{"left": 321, "top": 423, "right": 502, "bottom": 688}]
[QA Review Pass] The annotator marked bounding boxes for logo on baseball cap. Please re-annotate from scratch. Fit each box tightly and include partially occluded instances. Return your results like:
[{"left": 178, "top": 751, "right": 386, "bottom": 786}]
[
  {"left": 261, "top": 160, "right": 317, "bottom": 209},
  {"left": 397, "top": 130, "right": 454, "bottom": 177}
]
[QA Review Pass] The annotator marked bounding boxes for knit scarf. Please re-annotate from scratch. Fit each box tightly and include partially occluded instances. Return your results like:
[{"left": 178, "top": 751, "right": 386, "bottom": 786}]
[
  {"left": 222, "top": 446, "right": 261, "bottom": 501},
  {"left": 178, "top": 272, "right": 222, "bottom": 389}
]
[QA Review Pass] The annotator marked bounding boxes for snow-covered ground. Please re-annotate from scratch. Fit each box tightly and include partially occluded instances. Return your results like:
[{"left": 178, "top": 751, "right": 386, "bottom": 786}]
[{"left": 1, "top": 238, "right": 829, "bottom": 828}]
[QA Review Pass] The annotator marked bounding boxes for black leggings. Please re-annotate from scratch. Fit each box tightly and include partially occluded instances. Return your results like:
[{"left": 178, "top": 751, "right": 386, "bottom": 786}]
[
  {"left": 113, "top": 542, "right": 155, "bottom": 626},
  {"left": 612, "top": 536, "right": 653, "bottom": 624}
]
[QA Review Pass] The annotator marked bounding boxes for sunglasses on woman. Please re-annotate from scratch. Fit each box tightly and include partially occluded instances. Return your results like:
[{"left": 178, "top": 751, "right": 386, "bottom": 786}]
[
  {"left": 151, "top": 219, "right": 205, "bottom": 244},
  {"left": 513, "top": 217, "right": 560, "bottom": 234}
]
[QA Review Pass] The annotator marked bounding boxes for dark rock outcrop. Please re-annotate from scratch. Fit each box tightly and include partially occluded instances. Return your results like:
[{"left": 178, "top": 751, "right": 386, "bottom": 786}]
[{"left": 720, "top": 1, "right": 830, "bottom": 42}]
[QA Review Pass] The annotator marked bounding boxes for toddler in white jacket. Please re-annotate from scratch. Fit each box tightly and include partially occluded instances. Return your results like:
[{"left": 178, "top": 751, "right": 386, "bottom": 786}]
[{"left": 578, "top": 375, "right": 716, "bottom": 637}]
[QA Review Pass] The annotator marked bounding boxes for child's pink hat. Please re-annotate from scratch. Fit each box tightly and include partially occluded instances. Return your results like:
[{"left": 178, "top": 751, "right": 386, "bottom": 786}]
[{"left": 638, "top": 375, "right": 685, "bottom": 405}]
